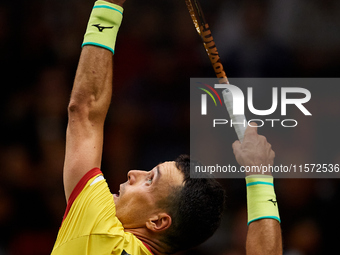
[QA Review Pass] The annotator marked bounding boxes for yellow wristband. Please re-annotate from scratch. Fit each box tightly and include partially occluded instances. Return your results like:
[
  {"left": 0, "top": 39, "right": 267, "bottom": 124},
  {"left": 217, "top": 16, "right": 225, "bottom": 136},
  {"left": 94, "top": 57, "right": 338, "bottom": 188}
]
[
  {"left": 246, "top": 175, "right": 280, "bottom": 225},
  {"left": 82, "top": 0, "right": 124, "bottom": 54}
]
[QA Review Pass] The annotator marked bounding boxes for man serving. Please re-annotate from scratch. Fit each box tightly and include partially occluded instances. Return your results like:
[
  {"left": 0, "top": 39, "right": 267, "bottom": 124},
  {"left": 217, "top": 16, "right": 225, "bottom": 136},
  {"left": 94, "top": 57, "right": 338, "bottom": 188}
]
[{"left": 51, "top": 0, "right": 282, "bottom": 254}]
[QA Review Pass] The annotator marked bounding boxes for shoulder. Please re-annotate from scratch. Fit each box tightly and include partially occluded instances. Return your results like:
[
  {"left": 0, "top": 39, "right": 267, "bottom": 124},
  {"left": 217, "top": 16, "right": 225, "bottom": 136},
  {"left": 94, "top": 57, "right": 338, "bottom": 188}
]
[{"left": 63, "top": 168, "right": 104, "bottom": 222}]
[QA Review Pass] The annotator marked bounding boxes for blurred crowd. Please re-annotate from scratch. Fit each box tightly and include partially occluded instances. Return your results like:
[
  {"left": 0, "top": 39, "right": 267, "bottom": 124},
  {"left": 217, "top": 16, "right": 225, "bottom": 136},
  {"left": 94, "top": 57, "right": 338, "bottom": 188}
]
[{"left": 0, "top": 0, "right": 340, "bottom": 254}]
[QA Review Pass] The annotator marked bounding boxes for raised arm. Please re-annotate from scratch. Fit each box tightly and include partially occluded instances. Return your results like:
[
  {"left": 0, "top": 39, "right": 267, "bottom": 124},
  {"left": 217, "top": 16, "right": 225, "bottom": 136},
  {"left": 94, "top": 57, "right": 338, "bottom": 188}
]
[
  {"left": 232, "top": 124, "right": 282, "bottom": 255},
  {"left": 63, "top": 0, "right": 125, "bottom": 201}
]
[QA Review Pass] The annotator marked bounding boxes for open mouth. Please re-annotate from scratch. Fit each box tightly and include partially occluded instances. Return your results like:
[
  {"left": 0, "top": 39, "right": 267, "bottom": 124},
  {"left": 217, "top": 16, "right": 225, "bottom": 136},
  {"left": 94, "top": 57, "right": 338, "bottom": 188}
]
[
  {"left": 113, "top": 190, "right": 120, "bottom": 198},
  {"left": 113, "top": 183, "right": 125, "bottom": 199}
]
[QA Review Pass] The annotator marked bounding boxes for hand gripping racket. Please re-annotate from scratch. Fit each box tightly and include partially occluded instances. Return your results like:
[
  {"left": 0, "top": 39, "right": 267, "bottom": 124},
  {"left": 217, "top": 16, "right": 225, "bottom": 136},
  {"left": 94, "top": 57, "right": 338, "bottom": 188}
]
[{"left": 185, "top": 0, "right": 247, "bottom": 142}]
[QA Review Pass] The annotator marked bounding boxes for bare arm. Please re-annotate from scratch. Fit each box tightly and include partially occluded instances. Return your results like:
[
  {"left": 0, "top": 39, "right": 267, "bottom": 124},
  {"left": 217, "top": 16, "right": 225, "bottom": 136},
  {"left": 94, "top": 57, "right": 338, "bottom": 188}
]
[
  {"left": 232, "top": 124, "right": 282, "bottom": 255},
  {"left": 64, "top": 46, "right": 112, "bottom": 200},
  {"left": 246, "top": 219, "right": 282, "bottom": 255},
  {"left": 63, "top": 0, "right": 124, "bottom": 201}
]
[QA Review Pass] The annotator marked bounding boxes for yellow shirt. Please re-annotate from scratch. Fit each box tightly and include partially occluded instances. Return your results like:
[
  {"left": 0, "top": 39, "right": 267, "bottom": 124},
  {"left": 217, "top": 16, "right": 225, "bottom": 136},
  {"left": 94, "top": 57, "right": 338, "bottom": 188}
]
[{"left": 51, "top": 168, "right": 153, "bottom": 255}]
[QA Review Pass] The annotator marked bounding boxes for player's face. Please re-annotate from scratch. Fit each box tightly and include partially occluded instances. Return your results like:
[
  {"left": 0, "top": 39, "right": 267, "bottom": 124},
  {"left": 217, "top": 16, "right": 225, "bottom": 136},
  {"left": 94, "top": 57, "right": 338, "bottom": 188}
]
[{"left": 113, "top": 161, "right": 184, "bottom": 228}]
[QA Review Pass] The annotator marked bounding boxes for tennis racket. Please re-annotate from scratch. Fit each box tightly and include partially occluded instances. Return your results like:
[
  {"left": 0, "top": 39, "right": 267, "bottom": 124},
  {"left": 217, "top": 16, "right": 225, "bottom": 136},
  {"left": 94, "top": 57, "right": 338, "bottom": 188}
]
[{"left": 185, "top": 0, "right": 247, "bottom": 142}]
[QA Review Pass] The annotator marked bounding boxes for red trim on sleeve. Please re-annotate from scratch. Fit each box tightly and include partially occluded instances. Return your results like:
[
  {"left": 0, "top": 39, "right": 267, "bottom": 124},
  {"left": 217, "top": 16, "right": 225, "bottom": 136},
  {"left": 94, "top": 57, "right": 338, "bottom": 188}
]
[
  {"left": 142, "top": 242, "right": 154, "bottom": 255},
  {"left": 62, "top": 168, "right": 102, "bottom": 223}
]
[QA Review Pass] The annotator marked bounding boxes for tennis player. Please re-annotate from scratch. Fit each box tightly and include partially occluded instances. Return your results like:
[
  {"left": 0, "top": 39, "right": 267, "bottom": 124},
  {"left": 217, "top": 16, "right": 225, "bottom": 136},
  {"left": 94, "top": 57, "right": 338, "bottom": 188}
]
[{"left": 51, "top": 0, "right": 282, "bottom": 254}]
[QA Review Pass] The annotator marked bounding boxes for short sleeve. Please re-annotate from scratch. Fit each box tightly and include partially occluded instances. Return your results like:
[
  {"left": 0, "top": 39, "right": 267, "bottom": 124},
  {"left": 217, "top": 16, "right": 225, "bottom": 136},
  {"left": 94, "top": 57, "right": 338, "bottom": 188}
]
[
  {"left": 51, "top": 168, "right": 153, "bottom": 255},
  {"left": 52, "top": 168, "right": 124, "bottom": 252}
]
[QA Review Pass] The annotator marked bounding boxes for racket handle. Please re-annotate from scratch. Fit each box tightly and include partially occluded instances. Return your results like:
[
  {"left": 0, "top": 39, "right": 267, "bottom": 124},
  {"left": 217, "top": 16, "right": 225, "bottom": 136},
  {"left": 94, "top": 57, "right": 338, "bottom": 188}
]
[{"left": 222, "top": 89, "right": 247, "bottom": 142}]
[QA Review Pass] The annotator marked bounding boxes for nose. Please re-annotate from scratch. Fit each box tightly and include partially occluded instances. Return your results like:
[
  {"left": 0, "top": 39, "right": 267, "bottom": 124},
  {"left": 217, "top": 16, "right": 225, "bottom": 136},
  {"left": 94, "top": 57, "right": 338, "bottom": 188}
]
[{"left": 127, "top": 170, "right": 146, "bottom": 184}]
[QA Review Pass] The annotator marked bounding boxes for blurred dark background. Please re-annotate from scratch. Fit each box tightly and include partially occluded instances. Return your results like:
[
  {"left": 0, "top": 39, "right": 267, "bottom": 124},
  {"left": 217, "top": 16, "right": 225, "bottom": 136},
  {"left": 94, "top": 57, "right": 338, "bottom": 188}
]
[{"left": 0, "top": 0, "right": 340, "bottom": 254}]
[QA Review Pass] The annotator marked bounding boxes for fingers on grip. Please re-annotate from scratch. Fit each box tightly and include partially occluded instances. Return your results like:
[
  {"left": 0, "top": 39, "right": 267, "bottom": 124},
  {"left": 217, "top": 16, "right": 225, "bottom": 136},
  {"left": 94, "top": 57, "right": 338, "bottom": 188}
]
[
  {"left": 243, "top": 122, "right": 258, "bottom": 142},
  {"left": 232, "top": 140, "right": 241, "bottom": 154}
]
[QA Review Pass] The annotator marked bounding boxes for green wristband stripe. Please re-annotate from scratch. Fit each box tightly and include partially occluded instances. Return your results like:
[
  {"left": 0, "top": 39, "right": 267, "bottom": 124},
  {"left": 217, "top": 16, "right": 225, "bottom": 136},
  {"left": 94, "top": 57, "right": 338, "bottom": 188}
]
[
  {"left": 93, "top": 5, "right": 123, "bottom": 15},
  {"left": 82, "top": 1, "right": 123, "bottom": 54},
  {"left": 246, "top": 181, "right": 274, "bottom": 187},
  {"left": 82, "top": 42, "right": 114, "bottom": 54},
  {"left": 248, "top": 216, "right": 281, "bottom": 225},
  {"left": 246, "top": 175, "right": 280, "bottom": 225}
]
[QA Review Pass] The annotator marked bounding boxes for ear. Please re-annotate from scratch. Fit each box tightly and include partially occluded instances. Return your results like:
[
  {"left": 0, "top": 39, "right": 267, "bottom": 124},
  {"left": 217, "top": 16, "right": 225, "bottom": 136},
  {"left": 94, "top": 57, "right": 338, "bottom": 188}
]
[{"left": 146, "top": 213, "right": 172, "bottom": 232}]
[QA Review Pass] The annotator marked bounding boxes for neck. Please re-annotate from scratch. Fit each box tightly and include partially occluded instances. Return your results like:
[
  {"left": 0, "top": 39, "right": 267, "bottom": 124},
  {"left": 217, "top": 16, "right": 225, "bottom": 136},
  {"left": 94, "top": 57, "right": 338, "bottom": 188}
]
[{"left": 125, "top": 228, "right": 168, "bottom": 255}]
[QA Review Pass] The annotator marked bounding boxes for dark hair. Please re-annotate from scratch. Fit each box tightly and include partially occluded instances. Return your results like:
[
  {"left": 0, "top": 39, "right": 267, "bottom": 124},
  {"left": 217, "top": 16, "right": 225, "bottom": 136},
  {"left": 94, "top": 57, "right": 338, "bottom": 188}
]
[{"left": 159, "top": 155, "right": 225, "bottom": 253}]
